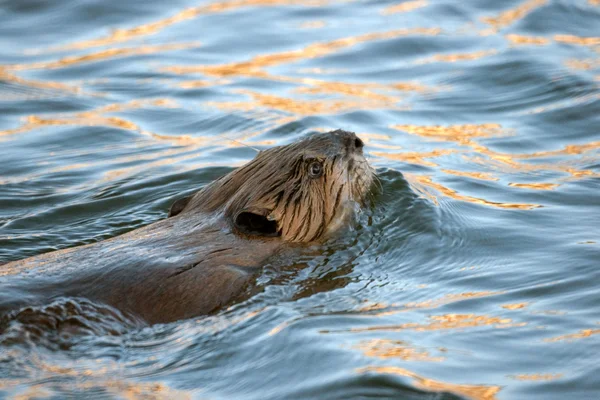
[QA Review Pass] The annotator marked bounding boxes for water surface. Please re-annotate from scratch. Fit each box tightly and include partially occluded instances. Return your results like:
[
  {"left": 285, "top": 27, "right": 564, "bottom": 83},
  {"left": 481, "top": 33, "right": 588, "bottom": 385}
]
[{"left": 1, "top": 0, "right": 599, "bottom": 398}]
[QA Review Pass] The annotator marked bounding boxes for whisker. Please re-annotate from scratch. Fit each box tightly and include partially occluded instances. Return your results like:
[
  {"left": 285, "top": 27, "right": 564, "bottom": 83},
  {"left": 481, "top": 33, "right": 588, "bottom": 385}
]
[
  {"left": 373, "top": 174, "right": 383, "bottom": 194},
  {"left": 356, "top": 158, "right": 381, "bottom": 194},
  {"left": 217, "top": 133, "right": 260, "bottom": 152}
]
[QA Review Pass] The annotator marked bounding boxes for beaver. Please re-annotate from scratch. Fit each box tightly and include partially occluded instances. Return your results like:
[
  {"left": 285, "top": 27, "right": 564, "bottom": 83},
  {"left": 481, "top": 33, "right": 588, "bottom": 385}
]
[{"left": 0, "top": 130, "right": 375, "bottom": 325}]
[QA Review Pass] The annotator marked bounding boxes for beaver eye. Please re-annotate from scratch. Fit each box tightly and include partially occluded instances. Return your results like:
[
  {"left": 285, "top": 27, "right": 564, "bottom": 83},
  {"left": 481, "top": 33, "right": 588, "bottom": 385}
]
[{"left": 308, "top": 161, "right": 323, "bottom": 178}]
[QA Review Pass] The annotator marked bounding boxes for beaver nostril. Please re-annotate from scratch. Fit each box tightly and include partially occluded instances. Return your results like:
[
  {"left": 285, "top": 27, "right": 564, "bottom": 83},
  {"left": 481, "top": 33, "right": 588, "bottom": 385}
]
[{"left": 354, "top": 137, "right": 364, "bottom": 150}]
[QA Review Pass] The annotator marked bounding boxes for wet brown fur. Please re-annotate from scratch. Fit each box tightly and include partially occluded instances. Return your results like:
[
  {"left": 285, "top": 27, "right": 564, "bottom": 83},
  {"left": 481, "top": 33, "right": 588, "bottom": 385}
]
[
  {"left": 0, "top": 130, "right": 374, "bottom": 325},
  {"left": 180, "top": 129, "right": 374, "bottom": 241}
]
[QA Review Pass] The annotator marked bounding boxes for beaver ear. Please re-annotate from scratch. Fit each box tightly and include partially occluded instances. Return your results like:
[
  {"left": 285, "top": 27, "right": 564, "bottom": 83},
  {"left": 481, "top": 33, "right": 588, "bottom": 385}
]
[
  {"left": 234, "top": 209, "right": 280, "bottom": 237},
  {"left": 168, "top": 195, "right": 192, "bottom": 217}
]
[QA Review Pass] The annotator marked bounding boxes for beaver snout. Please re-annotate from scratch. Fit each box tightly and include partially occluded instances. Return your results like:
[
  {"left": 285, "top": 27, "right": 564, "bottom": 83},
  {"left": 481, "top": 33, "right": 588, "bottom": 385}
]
[
  {"left": 353, "top": 136, "right": 364, "bottom": 151},
  {"left": 333, "top": 130, "right": 364, "bottom": 155}
]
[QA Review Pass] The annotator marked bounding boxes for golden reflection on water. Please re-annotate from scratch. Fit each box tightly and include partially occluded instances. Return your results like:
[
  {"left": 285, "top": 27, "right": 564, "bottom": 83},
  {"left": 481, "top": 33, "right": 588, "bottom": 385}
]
[
  {"left": 515, "top": 140, "right": 600, "bottom": 158},
  {"left": 407, "top": 174, "right": 541, "bottom": 210},
  {"left": 206, "top": 78, "right": 430, "bottom": 116},
  {"left": 2, "top": 379, "right": 192, "bottom": 400},
  {"left": 505, "top": 34, "right": 549, "bottom": 46},
  {"left": 355, "top": 339, "right": 445, "bottom": 362},
  {"left": 0, "top": 115, "right": 131, "bottom": 138},
  {"left": 357, "top": 292, "right": 501, "bottom": 317},
  {"left": 509, "top": 373, "right": 563, "bottom": 381},
  {"left": 296, "top": 81, "right": 401, "bottom": 104},
  {"left": 501, "top": 303, "right": 528, "bottom": 310},
  {"left": 373, "top": 149, "right": 456, "bottom": 168},
  {"left": 0, "top": 96, "right": 282, "bottom": 186},
  {"left": 177, "top": 79, "right": 215, "bottom": 88},
  {"left": 210, "top": 90, "right": 406, "bottom": 115},
  {"left": 391, "top": 82, "right": 431, "bottom": 92},
  {"left": 554, "top": 35, "right": 600, "bottom": 47},
  {"left": 2, "top": 385, "right": 52, "bottom": 400},
  {"left": 0, "top": 67, "right": 83, "bottom": 95},
  {"left": 440, "top": 169, "right": 498, "bottom": 181},
  {"left": 165, "top": 27, "right": 440, "bottom": 78},
  {"left": 11, "top": 43, "right": 199, "bottom": 72},
  {"left": 298, "top": 20, "right": 327, "bottom": 29},
  {"left": 356, "top": 366, "right": 500, "bottom": 400},
  {"left": 565, "top": 59, "right": 600, "bottom": 71},
  {"left": 390, "top": 123, "right": 600, "bottom": 193},
  {"left": 1, "top": 44, "right": 199, "bottom": 97},
  {"left": 404, "top": 292, "right": 502, "bottom": 310},
  {"left": 39, "top": 0, "right": 333, "bottom": 53},
  {"left": 0, "top": 0, "right": 594, "bottom": 215},
  {"left": 425, "top": 50, "right": 498, "bottom": 64},
  {"left": 503, "top": 32, "right": 600, "bottom": 54},
  {"left": 348, "top": 314, "right": 524, "bottom": 333},
  {"left": 395, "top": 123, "right": 504, "bottom": 142},
  {"left": 544, "top": 327, "right": 600, "bottom": 342},
  {"left": 0, "top": 344, "right": 195, "bottom": 398},
  {"left": 381, "top": 0, "right": 428, "bottom": 15},
  {"left": 481, "top": 0, "right": 547, "bottom": 31},
  {"left": 0, "top": 99, "right": 173, "bottom": 138},
  {"left": 0, "top": 136, "right": 249, "bottom": 187},
  {"left": 508, "top": 183, "right": 559, "bottom": 190}
]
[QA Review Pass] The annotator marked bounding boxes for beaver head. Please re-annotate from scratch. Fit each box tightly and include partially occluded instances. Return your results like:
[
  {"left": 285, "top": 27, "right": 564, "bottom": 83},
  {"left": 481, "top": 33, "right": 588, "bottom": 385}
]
[{"left": 169, "top": 130, "right": 376, "bottom": 242}]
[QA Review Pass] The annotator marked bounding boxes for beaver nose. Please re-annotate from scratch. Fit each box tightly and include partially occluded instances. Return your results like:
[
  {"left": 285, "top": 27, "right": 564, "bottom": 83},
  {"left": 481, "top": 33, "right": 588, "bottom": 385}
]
[
  {"left": 346, "top": 133, "right": 364, "bottom": 153},
  {"left": 353, "top": 136, "right": 364, "bottom": 151}
]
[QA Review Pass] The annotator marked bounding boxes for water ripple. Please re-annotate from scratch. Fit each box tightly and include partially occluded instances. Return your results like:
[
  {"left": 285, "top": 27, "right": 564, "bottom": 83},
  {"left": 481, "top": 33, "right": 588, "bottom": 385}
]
[{"left": 1, "top": 0, "right": 600, "bottom": 398}]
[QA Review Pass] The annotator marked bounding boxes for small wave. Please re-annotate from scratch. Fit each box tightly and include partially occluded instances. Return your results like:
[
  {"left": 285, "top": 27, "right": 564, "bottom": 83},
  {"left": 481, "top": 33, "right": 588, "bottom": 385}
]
[{"left": 0, "top": 297, "right": 144, "bottom": 351}]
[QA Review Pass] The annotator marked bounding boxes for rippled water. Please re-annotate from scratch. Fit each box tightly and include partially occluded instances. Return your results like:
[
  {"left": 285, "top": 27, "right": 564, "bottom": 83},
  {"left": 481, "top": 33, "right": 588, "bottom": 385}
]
[{"left": 1, "top": 0, "right": 599, "bottom": 398}]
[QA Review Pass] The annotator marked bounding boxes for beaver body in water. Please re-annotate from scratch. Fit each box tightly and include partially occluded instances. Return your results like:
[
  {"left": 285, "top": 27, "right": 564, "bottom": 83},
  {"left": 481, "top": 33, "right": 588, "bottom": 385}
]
[{"left": 0, "top": 130, "right": 374, "bottom": 325}]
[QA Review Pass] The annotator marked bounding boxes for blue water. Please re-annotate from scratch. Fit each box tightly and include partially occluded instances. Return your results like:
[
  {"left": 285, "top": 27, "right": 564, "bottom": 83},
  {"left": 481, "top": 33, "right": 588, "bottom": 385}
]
[{"left": 1, "top": 0, "right": 599, "bottom": 398}]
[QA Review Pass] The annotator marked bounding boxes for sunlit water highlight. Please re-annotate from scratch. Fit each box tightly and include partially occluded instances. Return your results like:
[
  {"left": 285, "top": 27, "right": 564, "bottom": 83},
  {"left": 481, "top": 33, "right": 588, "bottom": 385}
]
[{"left": 1, "top": 0, "right": 599, "bottom": 398}]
